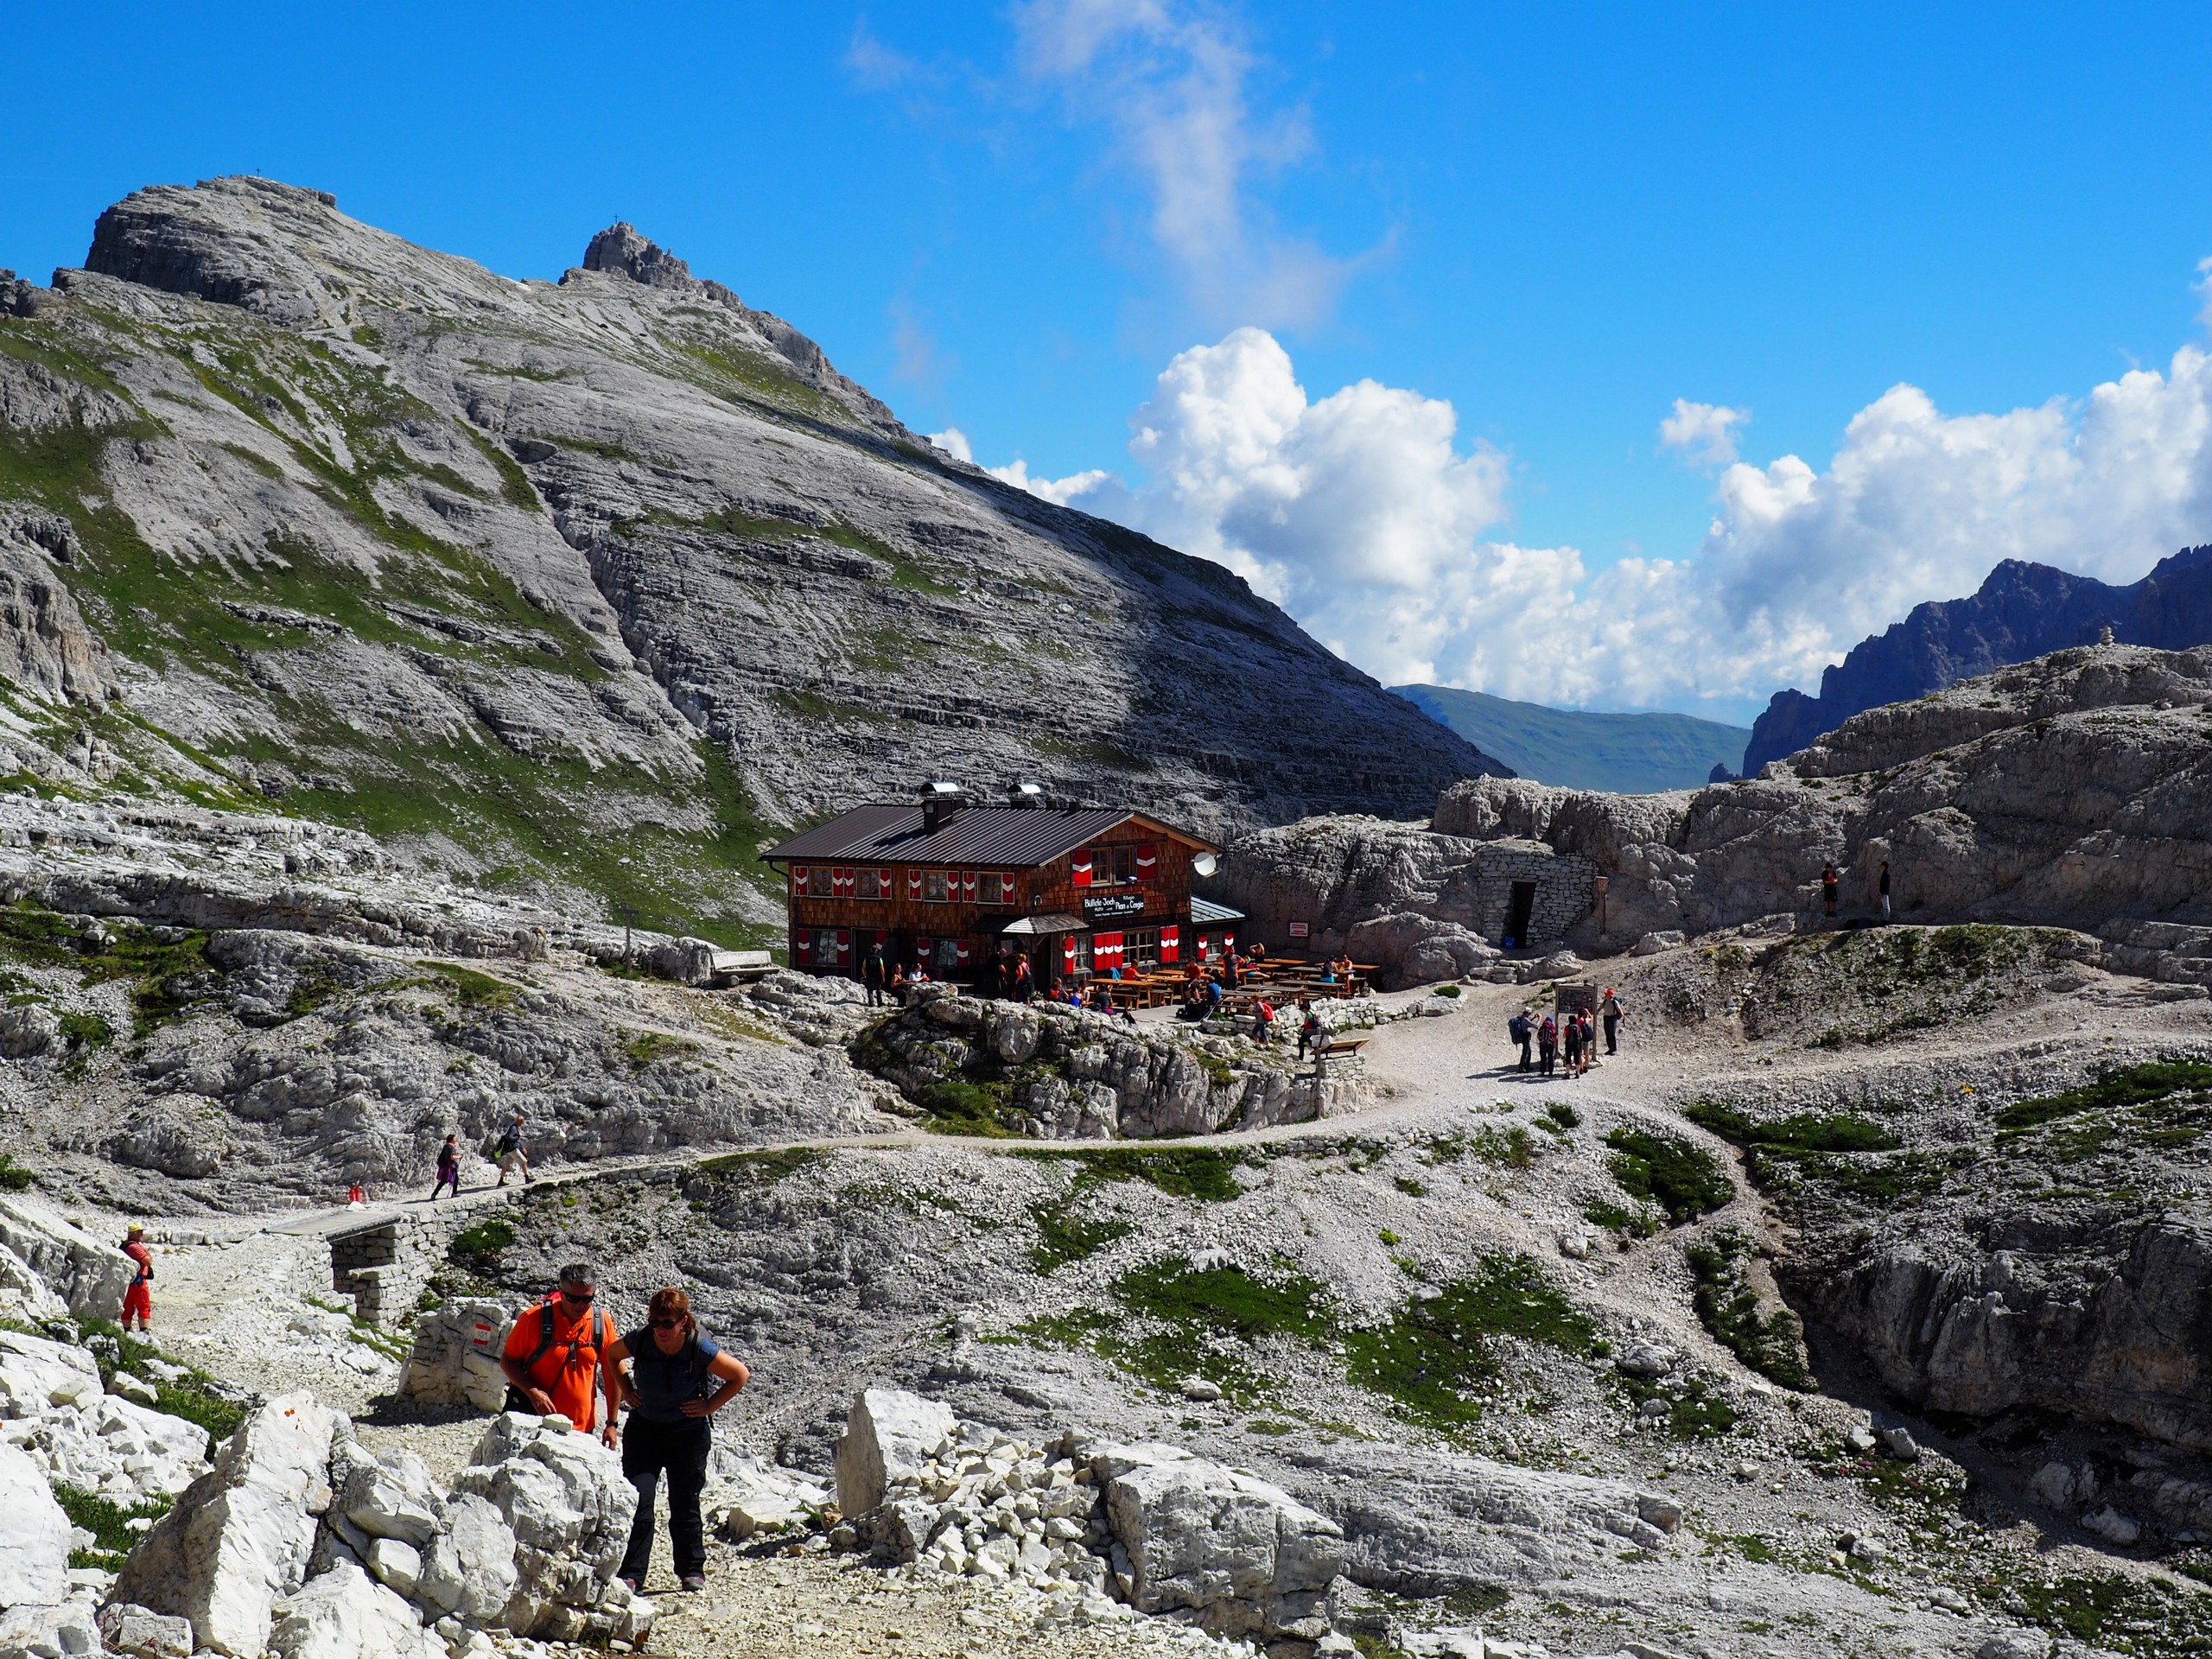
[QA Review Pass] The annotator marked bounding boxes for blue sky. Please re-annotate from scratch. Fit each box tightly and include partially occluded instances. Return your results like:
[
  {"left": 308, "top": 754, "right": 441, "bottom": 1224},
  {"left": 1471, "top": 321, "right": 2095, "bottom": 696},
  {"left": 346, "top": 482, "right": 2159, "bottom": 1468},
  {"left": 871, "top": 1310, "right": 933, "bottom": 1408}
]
[{"left": 13, "top": 3, "right": 2212, "bottom": 721}]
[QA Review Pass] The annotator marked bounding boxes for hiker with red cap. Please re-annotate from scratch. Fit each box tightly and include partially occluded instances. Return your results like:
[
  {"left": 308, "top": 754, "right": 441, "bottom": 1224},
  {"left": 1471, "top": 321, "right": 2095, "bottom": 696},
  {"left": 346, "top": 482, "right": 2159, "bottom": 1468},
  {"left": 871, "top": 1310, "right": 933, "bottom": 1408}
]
[
  {"left": 1601, "top": 988, "right": 1626, "bottom": 1055},
  {"left": 120, "top": 1224, "right": 154, "bottom": 1332}
]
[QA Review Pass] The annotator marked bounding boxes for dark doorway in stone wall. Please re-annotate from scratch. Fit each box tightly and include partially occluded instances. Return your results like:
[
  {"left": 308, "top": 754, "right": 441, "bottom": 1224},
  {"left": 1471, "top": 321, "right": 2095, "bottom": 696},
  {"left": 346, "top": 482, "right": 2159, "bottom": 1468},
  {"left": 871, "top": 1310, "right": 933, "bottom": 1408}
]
[{"left": 1503, "top": 880, "right": 1536, "bottom": 950}]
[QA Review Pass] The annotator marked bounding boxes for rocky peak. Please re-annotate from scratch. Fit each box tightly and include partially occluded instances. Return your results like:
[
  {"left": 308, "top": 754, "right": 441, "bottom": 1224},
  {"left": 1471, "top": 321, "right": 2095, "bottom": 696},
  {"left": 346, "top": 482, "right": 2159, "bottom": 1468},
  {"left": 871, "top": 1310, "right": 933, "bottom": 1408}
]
[{"left": 582, "top": 221, "right": 699, "bottom": 291}]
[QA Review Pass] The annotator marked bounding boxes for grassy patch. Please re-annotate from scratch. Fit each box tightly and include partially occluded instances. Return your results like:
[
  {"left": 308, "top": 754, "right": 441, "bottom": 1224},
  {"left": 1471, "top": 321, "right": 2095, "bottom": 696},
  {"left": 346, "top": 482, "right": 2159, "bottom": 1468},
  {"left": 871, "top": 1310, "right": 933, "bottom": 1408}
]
[
  {"left": 0, "top": 906, "right": 220, "bottom": 1039},
  {"left": 416, "top": 961, "right": 522, "bottom": 1010},
  {"left": 1014, "top": 1146, "right": 1251, "bottom": 1201},
  {"left": 1683, "top": 1230, "right": 1812, "bottom": 1389},
  {"left": 1583, "top": 1198, "right": 1660, "bottom": 1239},
  {"left": 54, "top": 1483, "right": 171, "bottom": 1569},
  {"left": 1344, "top": 1255, "right": 1597, "bottom": 1432},
  {"left": 77, "top": 1318, "right": 243, "bottom": 1447},
  {"left": 1612, "top": 1370, "right": 1739, "bottom": 1440},
  {"left": 1541, "top": 1102, "right": 1582, "bottom": 1131},
  {"left": 448, "top": 1215, "right": 518, "bottom": 1269},
  {"left": 1028, "top": 1203, "right": 1134, "bottom": 1273},
  {"left": 622, "top": 1029, "right": 702, "bottom": 1068},
  {"left": 695, "top": 1147, "right": 825, "bottom": 1185},
  {"left": 1683, "top": 1100, "right": 1899, "bottom": 1152},
  {"left": 916, "top": 1078, "right": 1027, "bottom": 1137},
  {"left": 1994, "top": 1058, "right": 2212, "bottom": 1134},
  {"left": 0, "top": 1152, "right": 32, "bottom": 1191},
  {"left": 1414, "top": 1127, "right": 1534, "bottom": 1168},
  {"left": 1605, "top": 1128, "right": 1734, "bottom": 1224}
]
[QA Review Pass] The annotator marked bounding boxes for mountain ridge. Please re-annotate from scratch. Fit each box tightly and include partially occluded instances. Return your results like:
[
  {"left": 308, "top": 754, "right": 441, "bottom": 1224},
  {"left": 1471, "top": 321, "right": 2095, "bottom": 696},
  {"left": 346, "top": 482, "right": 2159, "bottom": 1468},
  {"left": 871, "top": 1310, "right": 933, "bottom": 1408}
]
[
  {"left": 1742, "top": 543, "right": 2212, "bottom": 774},
  {"left": 1391, "top": 683, "right": 1749, "bottom": 793},
  {"left": 0, "top": 175, "right": 1504, "bottom": 942}
]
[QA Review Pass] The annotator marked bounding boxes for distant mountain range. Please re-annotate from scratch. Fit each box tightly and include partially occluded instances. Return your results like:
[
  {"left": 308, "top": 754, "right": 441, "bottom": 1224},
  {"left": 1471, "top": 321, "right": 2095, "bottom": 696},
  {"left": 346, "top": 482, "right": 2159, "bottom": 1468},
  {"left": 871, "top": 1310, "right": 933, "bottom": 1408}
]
[
  {"left": 1392, "top": 685, "right": 1751, "bottom": 795},
  {"left": 1741, "top": 543, "right": 2212, "bottom": 775}
]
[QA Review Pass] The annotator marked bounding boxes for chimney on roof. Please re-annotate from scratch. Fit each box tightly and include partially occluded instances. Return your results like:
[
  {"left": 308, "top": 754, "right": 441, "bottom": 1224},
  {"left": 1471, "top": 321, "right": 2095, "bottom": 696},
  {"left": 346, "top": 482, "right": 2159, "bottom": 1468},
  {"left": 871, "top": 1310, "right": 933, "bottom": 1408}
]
[
  {"left": 1008, "top": 781, "right": 1045, "bottom": 808},
  {"left": 920, "top": 780, "right": 963, "bottom": 834}
]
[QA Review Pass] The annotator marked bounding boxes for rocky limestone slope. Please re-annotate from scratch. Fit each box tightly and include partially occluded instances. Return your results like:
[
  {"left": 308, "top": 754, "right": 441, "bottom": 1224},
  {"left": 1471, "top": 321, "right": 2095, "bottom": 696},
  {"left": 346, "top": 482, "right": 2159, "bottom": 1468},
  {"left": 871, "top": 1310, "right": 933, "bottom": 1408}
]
[
  {"left": 0, "top": 175, "right": 1500, "bottom": 950},
  {"left": 1211, "top": 645, "right": 2212, "bottom": 980},
  {"left": 1742, "top": 544, "right": 2212, "bottom": 774}
]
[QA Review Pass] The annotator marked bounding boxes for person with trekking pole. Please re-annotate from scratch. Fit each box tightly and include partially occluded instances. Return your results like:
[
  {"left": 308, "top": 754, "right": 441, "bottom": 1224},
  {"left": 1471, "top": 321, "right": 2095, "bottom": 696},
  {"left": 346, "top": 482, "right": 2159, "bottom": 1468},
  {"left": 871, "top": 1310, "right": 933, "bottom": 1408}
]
[
  {"left": 605, "top": 1287, "right": 750, "bottom": 1594},
  {"left": 500, "top": 1262, "right": 620, "bottom": 1445}
]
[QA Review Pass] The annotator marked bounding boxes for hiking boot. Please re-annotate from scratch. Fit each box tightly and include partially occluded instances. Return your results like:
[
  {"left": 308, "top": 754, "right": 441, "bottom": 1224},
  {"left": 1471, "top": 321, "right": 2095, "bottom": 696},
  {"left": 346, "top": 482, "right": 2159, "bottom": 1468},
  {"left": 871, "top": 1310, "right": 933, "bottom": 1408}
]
[
  {"left": 679, "top": 1574, "right": 706, "bottom": 1593},
  {"left": 620, "top": 1576, "right": 642, "bottom": 1595}
]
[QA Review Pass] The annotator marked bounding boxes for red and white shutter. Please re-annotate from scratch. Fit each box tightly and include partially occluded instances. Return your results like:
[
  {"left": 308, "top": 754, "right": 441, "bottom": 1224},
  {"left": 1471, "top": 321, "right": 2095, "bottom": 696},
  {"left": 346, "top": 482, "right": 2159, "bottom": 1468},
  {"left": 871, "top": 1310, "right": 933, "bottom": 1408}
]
[
  {"left": 830, "top": 867, "right": 849, "bottom": 897},
  {"left": 877, "top": 868, "right": 893, "bottom": 897},
  {"left": 1095, "top": 932, "right": 1123, "bottom": 971},
  {"left": 906, "top": 868, "right": 923, "bottom": 900},
  {"left": 836, "top": 930, "right": 852, "bottom": 966},
  {"left": 1160, "top": 925, "right": 1179, "bottom": 963},
  {"left": 793, "top": 927, "right": 812, "bottom": 960},
  {"left": 1071, "top": 853, "right": 1092, "bottom": 889},
  {"left": 914, "top": 936, "right": 931, "bottom": 966},
  {"left": 1062, "top": 938, "right": 1077, "bottom": 974},
  {"left": 960, "top": 870, "right": 977, "bottom": 902},
  {"left": 1001, "top": 872, "right": 1017, "bottom": 906},
  {"left": 954, "top": 940, "right": 971, "bottom": 967},
  {"left": 791, "top": 867, "right": 810, "bottom": 897},
  {"left": 1135, "top": 843, "right": 1157, "bottom": 881}
]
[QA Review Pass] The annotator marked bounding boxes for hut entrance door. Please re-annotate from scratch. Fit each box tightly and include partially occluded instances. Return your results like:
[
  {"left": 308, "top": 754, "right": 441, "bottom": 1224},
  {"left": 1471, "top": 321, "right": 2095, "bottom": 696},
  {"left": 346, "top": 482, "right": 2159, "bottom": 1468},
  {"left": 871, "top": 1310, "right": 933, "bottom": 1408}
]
[{"left": 1503, "top": 881, "right": 1536, "bottom": 950}]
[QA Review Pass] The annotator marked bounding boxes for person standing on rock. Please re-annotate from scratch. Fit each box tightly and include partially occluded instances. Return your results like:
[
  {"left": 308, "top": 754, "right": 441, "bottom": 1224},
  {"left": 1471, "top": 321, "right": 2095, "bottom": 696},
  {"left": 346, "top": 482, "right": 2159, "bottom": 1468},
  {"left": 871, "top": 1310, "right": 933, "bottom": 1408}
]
[
  {"left": 501, "top": 1262, "right": 620, "bottom": 1442},
  {"left": 495, "top": 1114, "right": 531, "bottom": 1187},
  {"left": 1821, "top": 861, "right": 1840, "bottom": 922},
  {"left": 607, "top": 1287, "right": 750, "bottom": 1595},
  {"left": 1879, "top": 859, "right": 1891, "bottom": 924},
  {"left": 1537, "top": 1014, "right": 1559, "bottom": 1077},
  {"left": 119, "top": 1224, "right": 154, "bottom": 1333},
  {"left": 1600, "top": 988, "right": 1625, "bottom": 1055},
  {"left": 431, "top": 1134, "right": 462, "bottom": 1201},
  {"left": 862, "top": 943, "right": 887, "bottom": 1007}
]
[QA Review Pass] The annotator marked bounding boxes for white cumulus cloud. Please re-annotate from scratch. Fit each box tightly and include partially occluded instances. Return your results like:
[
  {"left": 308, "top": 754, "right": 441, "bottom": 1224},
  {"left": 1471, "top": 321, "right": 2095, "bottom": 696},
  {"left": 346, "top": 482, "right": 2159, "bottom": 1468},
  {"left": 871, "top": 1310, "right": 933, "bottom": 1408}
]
[
  {"left": 1658, "top": 398, "right": 1750, "bottom": 469},
  {"left": 970, "top": 285, "right": 2212, "bottom": 715}
]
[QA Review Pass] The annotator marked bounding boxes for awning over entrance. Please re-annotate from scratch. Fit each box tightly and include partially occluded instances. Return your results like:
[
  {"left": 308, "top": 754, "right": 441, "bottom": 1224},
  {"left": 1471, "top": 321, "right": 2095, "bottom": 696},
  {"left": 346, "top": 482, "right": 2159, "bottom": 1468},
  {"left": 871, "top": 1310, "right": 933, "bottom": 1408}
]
[
  {"left": 1190, "top": 896, "right": 1245, "bottom": 925},
  {"left": 990, "top": 912, "right": 1090, "bottom": 936}
]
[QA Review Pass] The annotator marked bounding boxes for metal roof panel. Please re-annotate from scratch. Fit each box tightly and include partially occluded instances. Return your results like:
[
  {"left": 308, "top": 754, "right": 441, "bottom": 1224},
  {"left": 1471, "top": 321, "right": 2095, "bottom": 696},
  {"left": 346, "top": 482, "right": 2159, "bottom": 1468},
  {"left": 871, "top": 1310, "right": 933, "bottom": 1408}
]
[{"left": 762, "top": 804, "right": 1211, "bottom": 868}]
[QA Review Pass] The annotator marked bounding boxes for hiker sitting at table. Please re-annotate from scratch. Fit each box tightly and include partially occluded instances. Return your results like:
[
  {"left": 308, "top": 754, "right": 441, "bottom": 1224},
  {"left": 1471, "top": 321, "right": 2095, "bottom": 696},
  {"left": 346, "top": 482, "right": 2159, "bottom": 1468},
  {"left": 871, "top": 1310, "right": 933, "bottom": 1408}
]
[
  {"left": 1318, "top": 960, "right": 1337, "bottom": 985},
  {"left": 1248, "top": 941, "right": 1267, "bottom": 963}
]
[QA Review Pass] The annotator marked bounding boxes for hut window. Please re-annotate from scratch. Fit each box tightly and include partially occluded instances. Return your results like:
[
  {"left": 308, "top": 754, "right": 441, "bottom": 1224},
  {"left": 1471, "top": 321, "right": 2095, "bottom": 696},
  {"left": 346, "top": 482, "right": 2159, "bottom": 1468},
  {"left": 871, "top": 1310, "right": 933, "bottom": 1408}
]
[{"left": 923, "top": 870, "right": 950, "bottom": 902}]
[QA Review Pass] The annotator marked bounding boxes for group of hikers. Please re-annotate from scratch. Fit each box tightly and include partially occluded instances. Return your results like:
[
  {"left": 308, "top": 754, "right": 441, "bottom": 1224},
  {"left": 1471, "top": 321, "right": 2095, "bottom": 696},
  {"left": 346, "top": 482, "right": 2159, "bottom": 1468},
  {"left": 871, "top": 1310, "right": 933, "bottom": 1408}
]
[
  {"left": 495, "top": 1262, "right": 749, "bottom": 1595},
  {"left": 1508, "top": 987, "right": 1626, "bottom": 1077}
]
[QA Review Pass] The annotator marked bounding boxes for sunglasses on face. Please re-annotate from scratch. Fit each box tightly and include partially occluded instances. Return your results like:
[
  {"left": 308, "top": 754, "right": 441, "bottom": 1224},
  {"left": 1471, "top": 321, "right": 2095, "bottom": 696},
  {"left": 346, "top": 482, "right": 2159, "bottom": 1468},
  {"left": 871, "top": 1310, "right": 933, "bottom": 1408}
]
[
  {"left": 649, "top": 1317, "right": 683, "bottom": 1330},
  {"left": 560, "top": 1289, "right": 594, "bottom": 1303}
]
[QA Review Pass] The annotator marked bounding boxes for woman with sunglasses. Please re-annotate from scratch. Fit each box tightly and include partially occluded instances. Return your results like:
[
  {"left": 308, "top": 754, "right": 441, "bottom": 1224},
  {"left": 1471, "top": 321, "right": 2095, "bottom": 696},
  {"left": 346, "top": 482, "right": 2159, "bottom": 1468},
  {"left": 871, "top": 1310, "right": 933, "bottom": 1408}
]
[{"left": 605, "top": 1287, "right": 751, "bottom": 1594}]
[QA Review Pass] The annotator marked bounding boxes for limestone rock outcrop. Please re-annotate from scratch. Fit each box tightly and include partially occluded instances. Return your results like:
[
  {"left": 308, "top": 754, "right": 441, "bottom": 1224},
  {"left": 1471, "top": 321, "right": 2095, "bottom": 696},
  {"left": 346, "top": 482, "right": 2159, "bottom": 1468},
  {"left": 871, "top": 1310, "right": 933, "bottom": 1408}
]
[{"left": 16, "top": 172, "right": 1504, "bottom": 921}]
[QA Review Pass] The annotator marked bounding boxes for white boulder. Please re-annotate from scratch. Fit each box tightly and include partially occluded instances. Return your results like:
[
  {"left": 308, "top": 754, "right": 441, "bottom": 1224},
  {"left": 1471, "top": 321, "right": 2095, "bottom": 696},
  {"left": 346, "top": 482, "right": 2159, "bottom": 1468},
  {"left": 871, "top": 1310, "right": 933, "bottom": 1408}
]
[
  {"left": 1096, "top": 1444, "right": 1344, "bottom": 1639},
  {"left": 99, "top": 1602, "right": 195, "bottom": 1658},
  {"left": 397, "top": 1300, "right": 512, "bottom": 1414},
  {"left": 0, "top": 1330, "right": 103, "bottom": 1415},
  {"left": 0, "top": 1440, "right": 69, "bottom": 1609},
  {"left": 0, "top": 1198, "right": 134, "bottom": 1324},
  {"left": 266, "top": 1560, "right": 442, "bottom": 1659},
  {"left": 449, "top": 1414, "right": 634, "bottom": 1637},
  {"left": 835, "top": 1388, "right": 957, "bottom": 1516},
  {"left": 412, "top": 1493, "right": 518, "bottom": 1625},
  {"left": 1, "top": 1394, "right": 212, "bottom": 1503},
  {"left": 111, "top": 1393, "right": 340, "bottom": 1657}
]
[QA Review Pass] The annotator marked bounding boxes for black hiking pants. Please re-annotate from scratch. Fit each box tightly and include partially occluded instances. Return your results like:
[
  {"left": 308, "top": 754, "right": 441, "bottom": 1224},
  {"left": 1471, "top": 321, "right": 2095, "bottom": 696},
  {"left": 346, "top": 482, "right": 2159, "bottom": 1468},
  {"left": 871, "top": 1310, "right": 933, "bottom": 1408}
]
[
  {"left": 1516, "top": 1038, "right": 1532, "bottom": 1071},
  {"left": 1604, "top": 1015, "right": 1619, "bottom": 1054},
  {"left": 619, "top": 1414, "right": 711, "bottom": 1582}
]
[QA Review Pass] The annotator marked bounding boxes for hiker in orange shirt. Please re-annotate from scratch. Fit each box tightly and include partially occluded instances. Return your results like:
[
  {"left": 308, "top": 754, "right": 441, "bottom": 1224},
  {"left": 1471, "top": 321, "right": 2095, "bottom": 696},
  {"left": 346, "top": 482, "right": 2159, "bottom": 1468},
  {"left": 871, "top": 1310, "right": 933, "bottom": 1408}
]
[{"left": 500, "top": 1262, "right": 620, "bottom": 1444}]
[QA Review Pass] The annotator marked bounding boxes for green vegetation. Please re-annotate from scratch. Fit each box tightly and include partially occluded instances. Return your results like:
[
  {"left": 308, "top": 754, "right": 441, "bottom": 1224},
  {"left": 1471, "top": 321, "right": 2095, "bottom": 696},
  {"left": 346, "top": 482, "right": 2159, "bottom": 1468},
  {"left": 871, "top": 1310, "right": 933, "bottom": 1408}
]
[
  {"left": 1610, "top": 1370, "right": 1739, "bottom": 1440},
  {"left": 1028, "top": 1204, "right": 1135, "bottom": 1273},
  {"left": 1413, "top": 1127, "right": 1534, "bottom": 1168},
  {"left": 1775, "top": 925, "right": 2068, "bottom": 1046},
  {"left": 54, "top": 1483, "right": 172, "bottom": 1569},
  {"left": 915, "top": 1079, "right": 1027, "bottom": 1137},
  {"left": 305, "top": 1294, "right": 411, "bottom": 1361},
  {"left": 1342, "top": 1255, "right": 1598, "bottom": 1431},
  {"left": 416, "top": 962, "right": 521, "bottom": 1010},
  {"left": 695, "top": 1147, "right": 824, "bottom": 1185},
  {"left": 1682, "top": 1100, "right": 1898, "bottom": 1152},
  {"left": 621, "top": 1029, "right": 702, "bottom": 1067},
  {"left": 0, "top": 906, "right": 220, "bottom": 1039},
  {"left": 0, "top": 1152, "right": 32, "bottom": 1191},
  {"left": 448, "top": 1215, "right": 517, "bottom": 1269},
  {"left": 1014, "top": 1146, "right": 1251, "bottom": 1201},
  {"left": 1583, "top": 1198, "right": 1660, "bottom": 1239},
  {"left": 1994, "top": 1058, "right": 2212, "bottom": 1133},
  {"left": 76, "top": 1318, "right": 243, "bottom": 1446},
  {"left": 1683, "top": 1230, "right": 1812, "bottom": 1389},
  {"left": 1541, "top": 1102, "right": 1582, "bottom": 1131},
  {"left": 1431, "top": 983, "right": 1461, "bottom": 998},
  {"left": 1604, "top": 1128, "right": 1733, "bottom": 1224}
]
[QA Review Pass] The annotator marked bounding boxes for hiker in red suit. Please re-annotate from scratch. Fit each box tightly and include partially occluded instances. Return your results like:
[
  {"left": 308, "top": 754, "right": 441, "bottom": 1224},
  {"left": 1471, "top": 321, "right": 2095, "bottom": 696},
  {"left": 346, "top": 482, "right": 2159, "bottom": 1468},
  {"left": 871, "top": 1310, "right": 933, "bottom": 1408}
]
[{"left": 121, "top": 1224, "right": 154, "bottom": 1332}]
